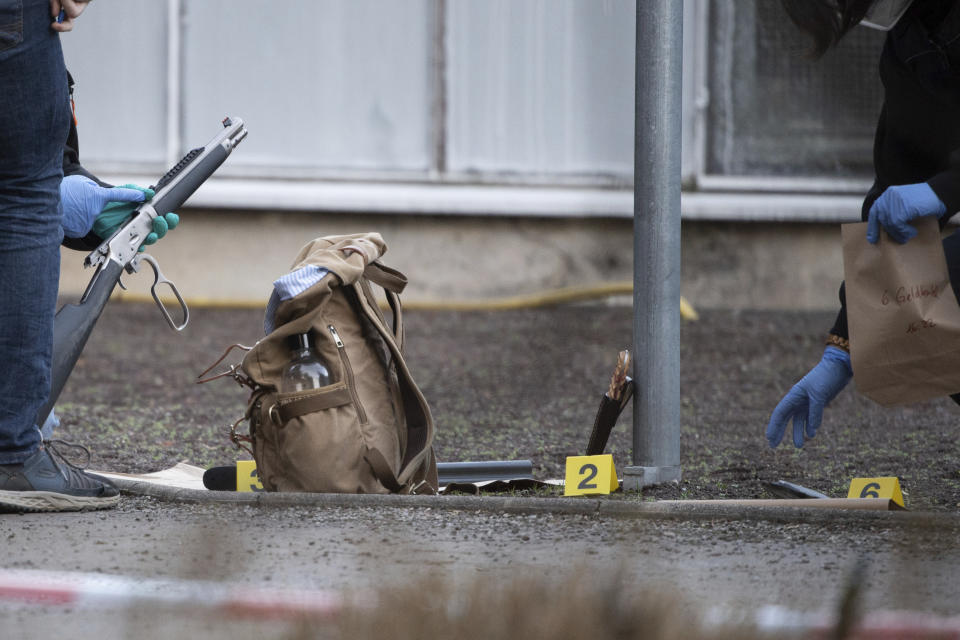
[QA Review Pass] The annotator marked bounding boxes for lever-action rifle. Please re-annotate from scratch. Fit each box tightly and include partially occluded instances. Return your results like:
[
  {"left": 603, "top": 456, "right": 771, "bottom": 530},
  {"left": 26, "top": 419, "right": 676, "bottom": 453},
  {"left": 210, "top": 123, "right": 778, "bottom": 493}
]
[{"left": 37, "top": 116, "right": 248, "bottom": 427}]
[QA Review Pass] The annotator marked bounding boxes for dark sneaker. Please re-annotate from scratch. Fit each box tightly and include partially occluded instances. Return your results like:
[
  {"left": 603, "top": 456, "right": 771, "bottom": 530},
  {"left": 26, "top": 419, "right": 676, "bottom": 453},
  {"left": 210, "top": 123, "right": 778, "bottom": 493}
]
[{"left": 0, "top": 444, "right": 119, "bottom": 512}]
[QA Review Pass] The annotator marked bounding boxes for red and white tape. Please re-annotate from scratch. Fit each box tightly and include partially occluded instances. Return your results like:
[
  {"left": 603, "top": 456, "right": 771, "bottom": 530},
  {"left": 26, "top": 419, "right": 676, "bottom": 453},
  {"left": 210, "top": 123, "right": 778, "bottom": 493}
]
[
  {"left": 707, "top": 604, "right": 960, "bottom": 639},
  {"left": 0, "top": 569, "right": 342, "bottom": 620},
  {"left": 3, "top": 569, "right": 957, "bottom": 637}
]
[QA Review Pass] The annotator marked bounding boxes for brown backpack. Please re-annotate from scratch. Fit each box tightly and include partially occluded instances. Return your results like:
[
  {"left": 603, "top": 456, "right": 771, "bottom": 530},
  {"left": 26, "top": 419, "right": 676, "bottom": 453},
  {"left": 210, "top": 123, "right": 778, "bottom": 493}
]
[{"left": 208, "top": 233, "right": 438, "bottom": 495}]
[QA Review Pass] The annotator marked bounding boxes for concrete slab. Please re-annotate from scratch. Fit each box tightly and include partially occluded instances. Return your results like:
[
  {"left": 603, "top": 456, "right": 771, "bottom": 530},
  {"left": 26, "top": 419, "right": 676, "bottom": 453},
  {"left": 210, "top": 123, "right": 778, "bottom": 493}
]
[{"left": 59, "top": 213, "right": 846, "bottom": 310}]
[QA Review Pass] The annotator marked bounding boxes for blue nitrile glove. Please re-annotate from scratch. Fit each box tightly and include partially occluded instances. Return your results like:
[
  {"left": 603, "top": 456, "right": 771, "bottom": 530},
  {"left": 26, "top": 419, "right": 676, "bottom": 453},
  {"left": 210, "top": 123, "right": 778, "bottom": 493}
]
[
  {"left": 60, "top": 175, "right": 149, "bottom": 238},
  {"left": 92, "top": 183, "right": 179, "bottom": 250},
  {"left": 866, "top": 183, "right": 947, "bottom": 245},
  {"left": 766, "top": 346, "right": 852, "bottom": 449}
]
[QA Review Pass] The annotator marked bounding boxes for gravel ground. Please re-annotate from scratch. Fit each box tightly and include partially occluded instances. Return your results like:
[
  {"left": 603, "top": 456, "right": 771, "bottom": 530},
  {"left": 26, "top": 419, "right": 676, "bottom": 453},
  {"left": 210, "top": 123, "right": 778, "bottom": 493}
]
[
  {"left": 3, "top": 299, "right": 959, "bottom": 637},
  {"left": 1, "top": 496, "right": 958, "bottom": 639},
  {"left": 53, "top": 300, "right": 960, "bottom": 510}
]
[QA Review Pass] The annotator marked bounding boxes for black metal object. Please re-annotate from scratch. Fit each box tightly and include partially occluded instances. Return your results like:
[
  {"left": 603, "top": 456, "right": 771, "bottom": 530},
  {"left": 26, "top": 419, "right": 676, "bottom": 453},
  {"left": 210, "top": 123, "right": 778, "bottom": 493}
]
[
  {"left": 203, "top": 459, "right": 536, "bottom": 491},
  {"left": 586, "top": 380, "right": 634, "bottom": 456},
  {"left": 585, "top": 350, "right": 634, "bottom": 456},
  {"left": 437, "top": 460, "right": 533, "bottom": 485},
  {"left": 763, "top": 480, "right": 830, "bottom": 499}
]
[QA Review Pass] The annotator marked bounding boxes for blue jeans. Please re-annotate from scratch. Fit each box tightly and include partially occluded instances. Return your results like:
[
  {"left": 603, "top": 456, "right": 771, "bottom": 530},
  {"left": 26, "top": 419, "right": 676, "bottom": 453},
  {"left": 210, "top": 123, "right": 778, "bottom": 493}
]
[{"left": 0, "top": 0, "right": 70, "bottom": 464}]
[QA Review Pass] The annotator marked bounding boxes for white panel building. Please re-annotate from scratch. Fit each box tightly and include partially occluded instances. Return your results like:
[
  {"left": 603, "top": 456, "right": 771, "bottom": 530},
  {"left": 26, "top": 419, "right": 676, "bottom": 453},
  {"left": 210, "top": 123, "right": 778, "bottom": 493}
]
[{"left": 59, "top": 1, "right": 885, "bottom": 307}]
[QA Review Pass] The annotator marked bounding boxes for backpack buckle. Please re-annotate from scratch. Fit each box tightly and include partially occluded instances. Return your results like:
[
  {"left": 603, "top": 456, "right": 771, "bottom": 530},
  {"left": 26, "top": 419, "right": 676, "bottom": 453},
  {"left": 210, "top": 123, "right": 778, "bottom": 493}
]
[
  {"left": 268, "top": 403, "right": 282, "bottom": 426},
  {"left": 229, "top": 413, "right": 254, "bottom": 457},
  {"left": 409, "top": 479, "right": 435, "bottom": 495}
]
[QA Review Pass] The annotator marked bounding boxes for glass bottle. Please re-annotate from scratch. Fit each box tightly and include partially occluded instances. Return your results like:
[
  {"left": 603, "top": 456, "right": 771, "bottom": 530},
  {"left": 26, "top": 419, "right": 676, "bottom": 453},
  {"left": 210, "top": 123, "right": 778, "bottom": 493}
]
[{"left": 280, "top": 333, "right": 331, "bottom": 392}]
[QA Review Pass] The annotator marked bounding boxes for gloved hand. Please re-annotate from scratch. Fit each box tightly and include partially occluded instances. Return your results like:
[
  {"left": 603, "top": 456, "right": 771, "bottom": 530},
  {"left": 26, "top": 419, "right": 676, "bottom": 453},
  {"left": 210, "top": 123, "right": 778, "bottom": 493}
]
[
  {"left": 766, "top": 346, "right": 852, "bottom": 448},
  {"left": 60, "top": 175, "right": 149, "bottom": 238},
  {"left": 91, "top": 183, "right": 179, "bottom": 251},
  {"left": 866, "top": 183, "right": 947, "bottom": 245}
]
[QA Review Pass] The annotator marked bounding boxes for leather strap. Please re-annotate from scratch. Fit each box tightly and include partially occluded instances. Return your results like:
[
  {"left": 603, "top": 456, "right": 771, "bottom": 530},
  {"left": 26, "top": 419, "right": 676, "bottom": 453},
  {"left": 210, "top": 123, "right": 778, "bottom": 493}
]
[
  {"left": 274, "top": 386, "right": 352, "bottom": 423},
  {"left": 352, "top": 286, "right": 436, "bottom": 490},
  {"left": 384, "top": 289, "right": 404, "bottom": 351},
  {"left": 355, "top": 278, "right": 404, "bottom": 349},
  {"left": 364, "top": 262, "right": 408, "bottom": 294},
  {"left": 363, "top": 446, "right": 405, "bottom": 493}
]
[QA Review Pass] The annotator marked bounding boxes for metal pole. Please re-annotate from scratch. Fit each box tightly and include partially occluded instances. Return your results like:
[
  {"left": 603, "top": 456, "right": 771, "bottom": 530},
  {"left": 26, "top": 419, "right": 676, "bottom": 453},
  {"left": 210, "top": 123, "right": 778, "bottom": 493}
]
[{"left": 623, "top": 0, "right": 683, "bottom": 491}]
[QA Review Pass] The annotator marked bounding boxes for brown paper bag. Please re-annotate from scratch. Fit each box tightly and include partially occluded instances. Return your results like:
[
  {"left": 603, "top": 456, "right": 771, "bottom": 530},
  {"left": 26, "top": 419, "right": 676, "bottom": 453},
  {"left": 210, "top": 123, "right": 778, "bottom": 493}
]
[{"left": 842, "top": 218, "right": 960, "bottom": 406}]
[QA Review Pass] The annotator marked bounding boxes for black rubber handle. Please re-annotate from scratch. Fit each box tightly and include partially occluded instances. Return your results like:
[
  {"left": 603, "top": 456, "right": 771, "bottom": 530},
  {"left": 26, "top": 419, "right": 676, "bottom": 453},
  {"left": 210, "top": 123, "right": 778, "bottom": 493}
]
[{"left": 37, "top": 260, "right": 123, "bottom": 427}]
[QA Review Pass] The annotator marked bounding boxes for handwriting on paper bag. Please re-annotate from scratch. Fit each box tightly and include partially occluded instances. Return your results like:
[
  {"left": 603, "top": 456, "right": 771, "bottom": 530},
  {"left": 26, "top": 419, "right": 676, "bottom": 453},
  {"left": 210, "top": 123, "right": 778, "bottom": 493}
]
[
  {"left": 906, "top": 319, "right": 936, "bottom": 334},
  {"left": 881, "top": 281, "right": 948, "bottom": 306}
]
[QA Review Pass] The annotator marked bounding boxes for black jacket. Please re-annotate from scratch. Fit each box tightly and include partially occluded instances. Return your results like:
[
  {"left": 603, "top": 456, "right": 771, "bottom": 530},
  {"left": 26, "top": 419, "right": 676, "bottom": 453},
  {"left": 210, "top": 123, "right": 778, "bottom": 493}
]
[
  {"left": 62, "top": 72, "right": 112, "bottom": 251},
  {"left": 832, "top": 0, "right": 960, "bottom": 339}
]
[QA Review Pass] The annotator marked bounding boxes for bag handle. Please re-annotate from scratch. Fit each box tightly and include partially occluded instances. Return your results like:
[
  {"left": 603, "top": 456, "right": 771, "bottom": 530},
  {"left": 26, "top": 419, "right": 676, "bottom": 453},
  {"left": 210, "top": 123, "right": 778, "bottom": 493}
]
[
  {"left": 358, "top": 269, "right": 405, "bottom": 350},
  {"left": 384, "top": 289, "right": 404, "bottom": 352},
  {"left": 364, "top": 262, "right": 407, "bottom": 294}
]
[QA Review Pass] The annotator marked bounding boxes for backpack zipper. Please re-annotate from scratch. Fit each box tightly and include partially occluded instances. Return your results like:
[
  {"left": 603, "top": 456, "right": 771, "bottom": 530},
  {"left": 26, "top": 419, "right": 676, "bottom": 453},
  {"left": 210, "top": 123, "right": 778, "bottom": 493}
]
[{"left": 328, "top": 325, "right": 368, "bottom": 424}]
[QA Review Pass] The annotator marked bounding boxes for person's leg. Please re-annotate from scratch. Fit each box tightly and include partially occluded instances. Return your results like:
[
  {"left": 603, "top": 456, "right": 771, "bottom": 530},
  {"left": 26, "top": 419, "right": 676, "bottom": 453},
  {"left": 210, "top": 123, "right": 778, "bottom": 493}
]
[
  {"left": 0, "top": 0, "right": 70, "bottom": 464},
  {"left": 0, "top": 242, "right": 62, "bottom": 462},
  {"left": 0, "top": 1, "right": 118, "bottom": 511}
]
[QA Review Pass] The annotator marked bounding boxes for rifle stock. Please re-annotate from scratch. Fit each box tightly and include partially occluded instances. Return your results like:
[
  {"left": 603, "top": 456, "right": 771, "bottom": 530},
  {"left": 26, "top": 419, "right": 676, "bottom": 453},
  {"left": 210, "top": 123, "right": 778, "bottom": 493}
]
[{"left": 39, "top": 261, "right": 123, "bottom": 426}]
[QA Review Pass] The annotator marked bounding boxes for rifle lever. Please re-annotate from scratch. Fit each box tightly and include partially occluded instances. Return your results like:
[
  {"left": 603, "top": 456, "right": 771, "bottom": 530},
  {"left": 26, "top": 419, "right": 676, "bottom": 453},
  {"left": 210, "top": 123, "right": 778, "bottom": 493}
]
[{"left": 130, "top": 253, "right": 190, "bottom": 332}]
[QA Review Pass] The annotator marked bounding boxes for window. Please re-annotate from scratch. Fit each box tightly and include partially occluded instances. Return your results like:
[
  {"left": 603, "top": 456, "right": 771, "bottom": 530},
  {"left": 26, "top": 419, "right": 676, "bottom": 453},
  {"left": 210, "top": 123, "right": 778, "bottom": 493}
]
[{"left": 703, "top": 0, "right": 885, "bottom": 180}]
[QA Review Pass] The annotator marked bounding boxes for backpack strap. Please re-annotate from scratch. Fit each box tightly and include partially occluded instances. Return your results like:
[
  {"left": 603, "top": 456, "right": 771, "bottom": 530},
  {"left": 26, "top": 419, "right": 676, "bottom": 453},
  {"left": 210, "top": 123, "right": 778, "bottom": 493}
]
[
  {"left": 364, "top": 262, "right": 407, "bottom": 294},
  {"left": 383, "top": 289, "right": 404, "bottom": 352},
  {"left": 363, "top": 447, "right": 404, "bottom": 493},
  {"left": 351, "top": 281, "right": 436, "bottom": 492},
  {"left": 364, "top": 446, "right": 435, "bottom": 494},
  {"left": 360, "top": 264, "right": 405, "bottom": 350}
]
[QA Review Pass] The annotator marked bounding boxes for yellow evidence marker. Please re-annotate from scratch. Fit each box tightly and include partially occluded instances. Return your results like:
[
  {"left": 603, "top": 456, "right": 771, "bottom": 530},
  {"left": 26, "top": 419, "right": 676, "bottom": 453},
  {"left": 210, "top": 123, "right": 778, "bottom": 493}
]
[
  {"left": 847, "top": 476, "right": 904, "bottom": 509},
  {"left": 236, "top": 460, "right": 264, "bottom": 492},
  {"left": 564, "top": 454, "right": 619, "bottom": 496}
]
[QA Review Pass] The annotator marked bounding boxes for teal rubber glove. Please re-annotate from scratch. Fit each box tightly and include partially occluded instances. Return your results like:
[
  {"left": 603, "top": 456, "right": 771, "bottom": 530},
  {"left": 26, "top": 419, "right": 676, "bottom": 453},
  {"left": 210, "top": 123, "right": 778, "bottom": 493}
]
[
  {"left": 866, "top": 183, "right": 947, "bottom": 245},
  {"left": 60, "top": 175, "right": 149, "bottom": 238},
  {"left": 92, "top": 183, "right": 179, "bottom": 250},
  {"left": 766, "top": 346, "right": 852, "bottom": 448}
]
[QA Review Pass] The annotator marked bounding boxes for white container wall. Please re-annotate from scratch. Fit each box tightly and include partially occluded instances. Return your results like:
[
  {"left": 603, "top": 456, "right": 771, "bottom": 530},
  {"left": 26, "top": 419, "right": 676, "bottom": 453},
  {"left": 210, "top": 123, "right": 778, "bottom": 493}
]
[
  {"left": 180, "top": 1, "right": 434, "bottom": 175},
  {"left": 60, "top": 1, "right": 169, "bottom": 169},
  {"left": 59, "top": 0, "right": 884, "bottom": 220},
  {"left": 446, "top": 0, "right": 634, "bottom": 180}
]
